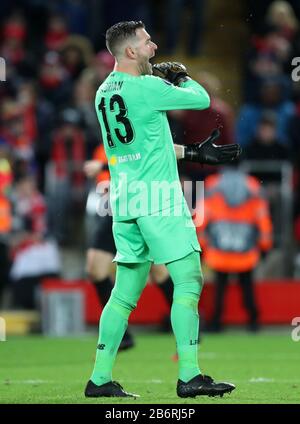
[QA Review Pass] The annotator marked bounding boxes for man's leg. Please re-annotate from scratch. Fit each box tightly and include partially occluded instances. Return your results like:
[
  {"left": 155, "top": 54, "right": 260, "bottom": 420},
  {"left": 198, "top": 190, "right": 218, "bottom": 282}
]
[
  {"left": 239, "top": 270, "right": 259, "bottom": 331},
  {"left": 87, "top": 248, "right": 134, "bottom": 350},
  {"left": 86, "top": 213, "right": 117, "bottom": 308},
  {"left": 209, "top": 272, "right": 229, "bottom": 331},
  {"left": 86, "top": 248, "right": 115, "bottom": 307},
  {"left": 88, "top": 261, "right": 151, "bottom": 388},
  {"left": 166, "top": 251, "right": 203, "bottom": 382},
  {"left": 87, "top": 213, "right": 134, "bottom": 350},
  {"left": 166, "top": 251, "right": 235, "bottom": 398}
]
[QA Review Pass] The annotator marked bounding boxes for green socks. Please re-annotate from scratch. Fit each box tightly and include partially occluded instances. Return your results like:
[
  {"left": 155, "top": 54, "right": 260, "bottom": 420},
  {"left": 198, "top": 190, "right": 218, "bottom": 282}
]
[
  {"left": 171, "top": 297, "right": 200, "bottom": 382},
  {"left": 90, "top": 261, "right": 151, "bottom": 386},
  {"left": 91, "top": 301, "right": 128, "bottom": 386},
  {"left": 166, "top": 252, "right": 203, "bottom": 383}
]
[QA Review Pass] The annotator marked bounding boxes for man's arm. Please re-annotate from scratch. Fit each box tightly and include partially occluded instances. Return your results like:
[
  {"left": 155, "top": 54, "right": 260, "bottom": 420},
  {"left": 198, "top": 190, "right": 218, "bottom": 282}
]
[
  {"left": 175, "top": 129, "right": 242, "bottom": 165},
  {"left": 144, "top": 76, "right": 210, "bottom": 112}
]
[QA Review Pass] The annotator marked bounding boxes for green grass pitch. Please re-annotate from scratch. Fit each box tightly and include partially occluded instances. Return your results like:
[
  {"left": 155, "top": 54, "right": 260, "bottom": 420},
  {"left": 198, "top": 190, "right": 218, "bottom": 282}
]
[{"left": 0, "top": 331, "right": 299, "bottom": 404}]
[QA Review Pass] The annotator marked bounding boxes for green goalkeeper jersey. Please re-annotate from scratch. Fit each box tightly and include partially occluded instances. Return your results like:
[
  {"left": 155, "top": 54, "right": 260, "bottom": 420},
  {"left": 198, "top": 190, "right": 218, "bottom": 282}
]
[{"left": 95, "top": 71, "right": 210, "bottom": 221}]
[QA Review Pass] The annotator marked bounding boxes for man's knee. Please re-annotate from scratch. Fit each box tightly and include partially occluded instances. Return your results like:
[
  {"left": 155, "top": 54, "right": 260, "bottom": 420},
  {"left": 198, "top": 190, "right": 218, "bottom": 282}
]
[
  {"left": 175, "top": 277, "right": 202, "bottom": 300},
  {"left": 89, "top": 269, "right": 110, "bottom": 282},
  {"left": 107, "top": 261, "right": 151, "bottom": 318},
  {"left": 86, "top": 262, "right": 108, "bottom": 281},
  {"left": 110, "top": 289, "right": 137, "bottom": 316},
  {"left": 167, "top": 252, "right": 204, "bottom": 298}
]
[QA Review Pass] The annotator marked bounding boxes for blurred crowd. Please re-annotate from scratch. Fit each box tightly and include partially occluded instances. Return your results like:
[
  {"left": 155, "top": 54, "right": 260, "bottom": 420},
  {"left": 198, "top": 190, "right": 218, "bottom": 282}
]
[{"left": 1, "top": 0, "right": 300, "bottom": 312}]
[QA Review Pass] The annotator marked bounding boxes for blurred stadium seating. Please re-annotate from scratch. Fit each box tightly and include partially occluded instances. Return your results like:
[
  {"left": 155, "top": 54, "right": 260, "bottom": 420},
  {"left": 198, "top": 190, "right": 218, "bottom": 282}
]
[{"left": 1, "top": 0, "right": 300, "bottom": 335}]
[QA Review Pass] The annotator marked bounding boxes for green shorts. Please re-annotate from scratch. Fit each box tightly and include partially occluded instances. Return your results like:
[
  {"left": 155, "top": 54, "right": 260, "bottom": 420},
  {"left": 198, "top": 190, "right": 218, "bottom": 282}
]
[{"left": 112, "top": 206, "right": 201, "bottom": 264}]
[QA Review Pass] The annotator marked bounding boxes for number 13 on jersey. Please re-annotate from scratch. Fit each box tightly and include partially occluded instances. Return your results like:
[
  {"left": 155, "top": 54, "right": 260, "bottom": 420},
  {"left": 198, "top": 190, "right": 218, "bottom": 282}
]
[{"left": 98, "top": 94, "right": 135, "bottom": 148}]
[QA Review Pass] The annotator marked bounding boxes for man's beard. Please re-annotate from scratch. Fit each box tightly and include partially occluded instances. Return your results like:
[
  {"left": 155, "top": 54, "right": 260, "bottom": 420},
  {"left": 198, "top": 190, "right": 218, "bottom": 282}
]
[{"left": 138, "top": 58, "right": 152, "bottom": 75}]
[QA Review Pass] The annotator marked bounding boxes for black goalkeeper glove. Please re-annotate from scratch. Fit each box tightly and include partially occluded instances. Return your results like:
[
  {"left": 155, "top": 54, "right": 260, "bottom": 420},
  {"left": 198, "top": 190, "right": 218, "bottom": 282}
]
[
  {"left": 183, "top": 129, "right": 242, "bottom": 165},
  {"left": 152, "top": 62, "right": 190, "bottom": 85}
]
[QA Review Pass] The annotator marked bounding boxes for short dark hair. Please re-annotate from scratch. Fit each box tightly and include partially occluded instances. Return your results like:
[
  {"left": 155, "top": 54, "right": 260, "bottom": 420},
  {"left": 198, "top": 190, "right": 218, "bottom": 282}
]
[{"left": 106, "top": 21, "right": 145, "bottom": 57}]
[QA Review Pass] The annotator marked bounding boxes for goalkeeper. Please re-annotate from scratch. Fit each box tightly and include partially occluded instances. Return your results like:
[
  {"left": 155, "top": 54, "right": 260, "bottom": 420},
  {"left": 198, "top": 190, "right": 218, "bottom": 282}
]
[{"left": 85, "top": 21, "right": 241, "bottom": 399}]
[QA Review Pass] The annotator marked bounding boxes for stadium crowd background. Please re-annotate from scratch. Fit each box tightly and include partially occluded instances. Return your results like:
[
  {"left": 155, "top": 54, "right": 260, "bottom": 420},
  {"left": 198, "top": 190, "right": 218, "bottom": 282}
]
[{"left": 1, "top": 0, "right": 300, "bottom": 318}]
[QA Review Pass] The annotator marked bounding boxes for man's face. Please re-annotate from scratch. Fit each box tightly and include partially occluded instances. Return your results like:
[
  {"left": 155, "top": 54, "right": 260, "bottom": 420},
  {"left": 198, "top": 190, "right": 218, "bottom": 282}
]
[{"left": 134, "top": 28, "right": 157, "bottom": 75}]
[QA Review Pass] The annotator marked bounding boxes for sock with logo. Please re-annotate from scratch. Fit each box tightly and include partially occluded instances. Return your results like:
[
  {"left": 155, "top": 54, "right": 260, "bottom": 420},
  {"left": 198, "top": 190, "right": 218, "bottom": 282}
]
[
  {"left": 90, "top": 261, "right": 151, "bottom": 386},
  {"left": 166, "top": 251, "right": 203, "bottom": 383}
]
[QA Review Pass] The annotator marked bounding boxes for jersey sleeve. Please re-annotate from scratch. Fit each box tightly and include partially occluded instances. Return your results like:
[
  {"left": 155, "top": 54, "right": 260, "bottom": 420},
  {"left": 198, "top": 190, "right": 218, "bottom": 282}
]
[{"left": 142, "top": 76, "right": 210, "bottom": 111}]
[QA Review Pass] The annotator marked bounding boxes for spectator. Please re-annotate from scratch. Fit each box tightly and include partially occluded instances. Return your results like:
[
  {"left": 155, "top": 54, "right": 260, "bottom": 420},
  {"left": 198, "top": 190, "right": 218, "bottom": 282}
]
[
  {"left": 266, "top": 1, "right": 299, "bottom": 41},
  {"left": 10, "top": 174, "right": 60, "bottom": 309},
  {"left": 0, "top": 142, "right": 13, "bottom": 194},
  {"left": 47, "top": 107, "right": 86, "bottom": 243},
  {"left": 16, "top": 81, "right": 55, "bottom": 190},
  {"left": 73, "top": 69, "right": 101, "bottom": 157},
  {"left": 245, "top": 110, "right": 290, "bottom": 163},
  {"left": 44, "top": 13, "right": 69, "bottom": 51},
  {"left": 244, "top": 111, "right": 290, "bottom": 245},
  {"left": 244, "top": 26, "right": 292, "bottom": 101},
  {"left": 0, "top": 99, "right": 35, "bottom": 177},
  {"left": 0, "top": 143, "right": 12, "bottom": 306},
  {"left": 60, "top": 35, "right": 94, "bottom": 81},
  {"left": 236, "top": 77, "right": 295, "bottom": 147},
  {"left": 244, "top": 1, "right": 300, "bottom": 100},
  {"left": 0, "top": 192, "right": 11, "bottom": 306},
  {"left": 245, "top": 0, "right": 300, "bottom": 34},
  {"left": 93, "top": 50, "right": 115, "bottom": 85},
  {"left": 39, "top": 51, "right": 73, "bottom": 106},
  {"left": 0, "top": 10, "right": 36, "bottom": 79}
]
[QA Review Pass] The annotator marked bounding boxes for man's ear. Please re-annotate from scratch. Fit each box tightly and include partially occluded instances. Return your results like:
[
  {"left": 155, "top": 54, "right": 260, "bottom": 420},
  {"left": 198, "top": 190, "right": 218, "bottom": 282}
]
[{"left": 125, "top": 45, "right": 136, "bottom": 59}]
